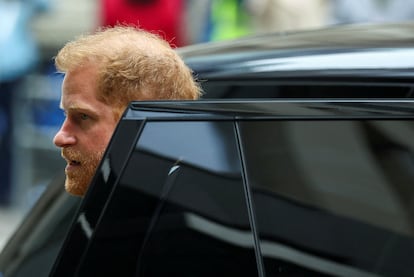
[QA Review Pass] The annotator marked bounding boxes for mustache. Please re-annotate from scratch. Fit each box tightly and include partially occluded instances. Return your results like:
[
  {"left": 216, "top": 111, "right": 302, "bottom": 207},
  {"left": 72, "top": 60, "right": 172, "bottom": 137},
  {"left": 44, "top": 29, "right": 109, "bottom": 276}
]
[
  {"left": 61, "top": 148, "right": 105, "bottom": 164},
  {"left": 62, "top": 148, "right": 84, "bottom": 163}
]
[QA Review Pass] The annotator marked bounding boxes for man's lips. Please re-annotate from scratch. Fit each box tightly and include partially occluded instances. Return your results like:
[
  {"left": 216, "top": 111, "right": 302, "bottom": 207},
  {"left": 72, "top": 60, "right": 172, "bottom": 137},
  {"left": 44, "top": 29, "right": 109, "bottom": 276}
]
[
  {"left": 65, "top": 159, "right": 82, "bottom": 171},
  {"left": 62, "top": 149, "right": 85, "bottom": 171},
  {"left": 63, "top": 156, "right": 81, "bottom": 165},
  {"left": 69, "top": 160, "right": 81, "bottom": 166}
]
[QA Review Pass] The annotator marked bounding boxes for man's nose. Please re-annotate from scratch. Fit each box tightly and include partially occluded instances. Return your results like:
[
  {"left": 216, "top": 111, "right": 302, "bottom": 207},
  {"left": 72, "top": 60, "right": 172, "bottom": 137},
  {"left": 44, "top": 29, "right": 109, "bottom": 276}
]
[{"left": 53, "top": 120, "right": 76, "bottom": 147}]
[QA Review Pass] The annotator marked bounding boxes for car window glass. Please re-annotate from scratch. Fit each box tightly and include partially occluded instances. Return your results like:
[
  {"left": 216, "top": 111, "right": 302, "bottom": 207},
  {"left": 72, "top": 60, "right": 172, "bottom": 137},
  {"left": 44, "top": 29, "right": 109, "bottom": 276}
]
[
  {"left": 239, "top": 120, "right": 414, "bottom": 277},
  {"left": 50, "top": 119, "right": 144, "bottom": 277},
  {"left": 76, "top": 121, "right": 259, "bottom": 276}
]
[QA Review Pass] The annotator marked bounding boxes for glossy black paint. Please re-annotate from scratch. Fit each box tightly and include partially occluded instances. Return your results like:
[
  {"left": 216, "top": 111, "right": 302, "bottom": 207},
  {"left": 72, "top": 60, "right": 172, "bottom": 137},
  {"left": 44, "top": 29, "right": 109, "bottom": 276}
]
[
  {"left": 178, "top": 22, "right": 414, "bottom": 100},
  {"left": 2, "top": 21, "right": 414, "bottom": 277},
  {"left": 127, "top": 99, "right": 414, "bottom": 119},
  {"left": 179, "top": 22, "right": 414, "bottom": 82},
  {"left": 50, "top": 100, "right": 414, "bottom": 276},
  {"left": 51, "top": 119, "right": 144, "bottom": 276},
  {"left": 0, "top": 173, "right": 81, "bottom": 277},
  {"left": 53, "top": 117, "right": 261, "bottom": 276}
]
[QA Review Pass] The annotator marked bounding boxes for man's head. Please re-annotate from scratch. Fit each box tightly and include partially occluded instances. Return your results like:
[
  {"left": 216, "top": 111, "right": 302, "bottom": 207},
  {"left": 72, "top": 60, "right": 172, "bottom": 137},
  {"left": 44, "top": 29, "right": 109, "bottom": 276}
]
[{"left": 53, "top": 25, "right": 202, "bottom": 196}]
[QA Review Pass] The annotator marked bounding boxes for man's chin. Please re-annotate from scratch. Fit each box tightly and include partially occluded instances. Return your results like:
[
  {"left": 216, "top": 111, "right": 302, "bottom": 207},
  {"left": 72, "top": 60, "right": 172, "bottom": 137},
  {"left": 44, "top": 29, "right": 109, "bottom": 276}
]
[
  {"left": 62, "top": 151, "right": 104, "bottom": 197},
  {"left": 65, "top": 178, "right": 89, "bottom": 197}
]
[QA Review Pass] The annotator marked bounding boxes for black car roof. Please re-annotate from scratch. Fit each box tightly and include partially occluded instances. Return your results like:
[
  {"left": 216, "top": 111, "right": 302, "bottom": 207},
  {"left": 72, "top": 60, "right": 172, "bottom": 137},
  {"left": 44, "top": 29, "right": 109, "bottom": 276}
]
[
  {"left": 178, "top": 22, "right": 414, "bottom": 80},
  {"left": 125, "top": 99, "right": 414, "bottom": 120}
]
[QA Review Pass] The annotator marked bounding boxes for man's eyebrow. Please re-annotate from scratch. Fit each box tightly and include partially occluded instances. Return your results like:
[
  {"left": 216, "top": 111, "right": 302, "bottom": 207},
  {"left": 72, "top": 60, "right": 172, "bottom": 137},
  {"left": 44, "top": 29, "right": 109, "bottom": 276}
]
[{"left": 61, "top": 104, "right": 99, "bottom": 117}]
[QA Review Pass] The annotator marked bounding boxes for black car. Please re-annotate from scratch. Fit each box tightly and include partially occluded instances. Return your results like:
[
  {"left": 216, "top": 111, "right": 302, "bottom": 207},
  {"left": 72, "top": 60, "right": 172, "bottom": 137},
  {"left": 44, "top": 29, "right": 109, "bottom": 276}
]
[
  {"left": 2, "top": 22, "right": 414, "bottom": 277},
  {"left": 180, "top": 21, "right": 414, "bottom": 100}
]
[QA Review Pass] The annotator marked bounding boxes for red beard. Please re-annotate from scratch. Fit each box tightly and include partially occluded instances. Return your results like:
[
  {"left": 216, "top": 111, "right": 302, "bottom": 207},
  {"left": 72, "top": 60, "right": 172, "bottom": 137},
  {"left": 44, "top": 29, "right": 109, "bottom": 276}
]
[{"left": 62, "top": 148, "right": 104, "bottom": 196}]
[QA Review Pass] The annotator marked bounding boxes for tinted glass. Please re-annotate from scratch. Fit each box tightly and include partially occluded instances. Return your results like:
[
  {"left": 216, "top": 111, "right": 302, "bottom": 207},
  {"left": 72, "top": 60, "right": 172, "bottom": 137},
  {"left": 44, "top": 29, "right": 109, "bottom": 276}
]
[
  {"left": 51, "top": 119, "right": 144, "bottom": 277},
  {"left": 76, "top": 121, "right": 259, "bottom": 276},
  {"left": 239, "top": 120, "right": 414, "bottom": 277}
]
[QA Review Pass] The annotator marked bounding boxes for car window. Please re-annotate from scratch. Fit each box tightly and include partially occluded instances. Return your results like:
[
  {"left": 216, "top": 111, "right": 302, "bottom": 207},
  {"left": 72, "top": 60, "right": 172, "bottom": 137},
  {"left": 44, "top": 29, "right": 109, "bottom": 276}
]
[
  {"left": 50, "top": 119, "right": 145, "bottom": 277},
  {"left": 238, "top": 120, "right": 414, "bottom": 277},
  {"left": 74, "top": 121, "right": 260, "bottom": 276}
]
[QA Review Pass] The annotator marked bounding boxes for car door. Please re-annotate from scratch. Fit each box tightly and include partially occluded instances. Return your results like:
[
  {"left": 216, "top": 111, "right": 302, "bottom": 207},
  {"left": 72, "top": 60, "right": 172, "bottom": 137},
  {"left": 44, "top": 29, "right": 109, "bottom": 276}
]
[{"left": 51, "top": 115, "right": 261, "bottom": 276}]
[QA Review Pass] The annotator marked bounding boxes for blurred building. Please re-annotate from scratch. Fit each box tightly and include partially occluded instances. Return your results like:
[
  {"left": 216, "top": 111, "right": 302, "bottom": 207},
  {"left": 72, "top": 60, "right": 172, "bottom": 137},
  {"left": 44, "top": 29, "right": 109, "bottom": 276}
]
[
  {"left": 330, "top": 0, "right": 414, "bottom": 25},
  {"left": 245, "top": 0, "right": 329, "bottom": 34},
  {"left": 0, "top": 0, "right": 50, "bottom": 205}
]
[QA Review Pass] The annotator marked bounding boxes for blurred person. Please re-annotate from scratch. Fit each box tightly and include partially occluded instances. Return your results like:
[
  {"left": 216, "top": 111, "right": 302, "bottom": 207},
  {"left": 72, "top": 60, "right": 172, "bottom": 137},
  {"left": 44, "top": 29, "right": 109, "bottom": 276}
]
[
  {"left": 185, "top": 0, "right": 211, "bottom": 43},
  {"left": 206, "top": 0, "right": 252, "bottom": 41},
  {"left": 99, "top": 0, "right": 187, "bottom": 46},
  {"left": 0, "top": 0, "right": 48, "bottom": 205},
  {"left": 330, "top": 0, "right": 414, "bottom": 25},
  {"left": 244, "top": 0, "right": 328, "bottom": 33},
  {"left": 53, "top": 25, "right": 202, "bottom": 197}
]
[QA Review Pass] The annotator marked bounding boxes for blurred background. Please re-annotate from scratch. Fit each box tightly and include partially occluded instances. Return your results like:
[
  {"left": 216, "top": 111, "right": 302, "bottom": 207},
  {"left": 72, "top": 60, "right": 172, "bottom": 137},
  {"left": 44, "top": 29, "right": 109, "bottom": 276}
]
[{"left": 1, "top": 0, "right": 413, "bottom": 250}]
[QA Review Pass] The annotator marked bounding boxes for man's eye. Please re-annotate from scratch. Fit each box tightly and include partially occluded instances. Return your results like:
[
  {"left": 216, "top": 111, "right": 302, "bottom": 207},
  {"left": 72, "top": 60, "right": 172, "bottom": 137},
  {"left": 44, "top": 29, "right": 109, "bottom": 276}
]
[{"left": 80, "top": 113, "right": 89, "bottom": 120}]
